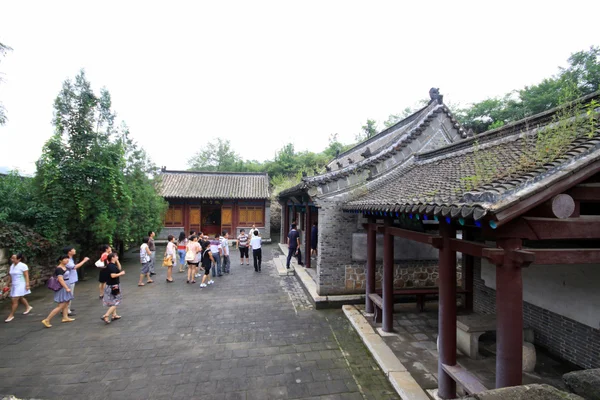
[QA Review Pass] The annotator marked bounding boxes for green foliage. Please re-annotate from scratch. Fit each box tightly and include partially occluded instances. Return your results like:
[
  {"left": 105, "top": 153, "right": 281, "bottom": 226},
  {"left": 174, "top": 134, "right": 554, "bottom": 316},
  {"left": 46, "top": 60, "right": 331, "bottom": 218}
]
[
  {"left": 0, "top": 221, "right": 54, "bottom": 266},
  {"left": 356, "top": 119, "right": 378, "bottom": 142},
  {"left": 188, "top": 138, "right": 243, "bottom": 172},
  {"left": 457, "top": 46, "right": 600, "bottom": 133},
  {"left": 33, "top": 70, "right": 166, "bottom": 253}
]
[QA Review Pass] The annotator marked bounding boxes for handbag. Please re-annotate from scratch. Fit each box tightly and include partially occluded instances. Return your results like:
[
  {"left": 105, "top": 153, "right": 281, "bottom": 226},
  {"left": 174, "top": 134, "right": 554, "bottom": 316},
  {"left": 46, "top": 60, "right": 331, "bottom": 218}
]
[
  {"left": 162, "top": 249, "right": 173, "bottom": 267},
  {"left": 47, "top": 276, "right": 62, "bottom": 291},
  {"left": 111, "top": 284, "right": 120, "bottom": 296},
  {"left": 95, "top": 259, "right": 104, "bottom": 268}
]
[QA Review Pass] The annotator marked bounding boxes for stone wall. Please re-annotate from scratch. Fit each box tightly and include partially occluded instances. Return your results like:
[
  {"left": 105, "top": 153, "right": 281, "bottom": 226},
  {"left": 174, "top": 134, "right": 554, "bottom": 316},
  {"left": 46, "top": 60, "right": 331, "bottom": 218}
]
[
  {"left": 316, "top": 202, "right": 357, "bottom": 295},
  {"left": 0, "top": 247, "right": 55, "bottom": 300},
  {"left": 344, "top": 260, "right": 462, "bottom": 293},
  {"left": 473, "top": 258, "right": 600, "bottom": 369}
]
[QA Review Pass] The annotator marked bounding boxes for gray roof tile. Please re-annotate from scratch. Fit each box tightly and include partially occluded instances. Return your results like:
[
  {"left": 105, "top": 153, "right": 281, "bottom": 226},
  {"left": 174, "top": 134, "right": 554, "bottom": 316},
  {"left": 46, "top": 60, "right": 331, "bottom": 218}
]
[{"left": 159, "top": 171, "right": 270, "bottom": 199}]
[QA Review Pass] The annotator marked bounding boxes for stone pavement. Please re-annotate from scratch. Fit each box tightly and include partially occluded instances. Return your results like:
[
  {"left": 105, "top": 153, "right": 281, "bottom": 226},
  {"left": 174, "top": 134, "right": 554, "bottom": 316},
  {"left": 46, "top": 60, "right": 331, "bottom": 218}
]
[{"left": 0, "top": 243, "right": 399, "bottom": 400}]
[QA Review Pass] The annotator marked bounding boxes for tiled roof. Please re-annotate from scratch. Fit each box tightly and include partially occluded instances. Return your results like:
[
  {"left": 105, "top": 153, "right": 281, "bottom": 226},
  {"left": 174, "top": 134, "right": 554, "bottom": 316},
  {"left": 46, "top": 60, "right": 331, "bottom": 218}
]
[
  {"left": 279, "top": 99, "right": 465, "bottom": 198},
  {"left": 159, "top": 171, "right": 270, "bottom": 199},
  {"left": 344, "top": 94, "right": 600, "bottom": 221}
]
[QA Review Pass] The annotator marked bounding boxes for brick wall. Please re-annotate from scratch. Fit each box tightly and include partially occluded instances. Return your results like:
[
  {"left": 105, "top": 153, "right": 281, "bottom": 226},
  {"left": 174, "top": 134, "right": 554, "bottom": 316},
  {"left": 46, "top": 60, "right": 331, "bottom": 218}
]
[
  {"left": 473, "top": 258, "right": 600, "bottom": 369},
  {"left": 344, "top": 260, "right": 463, "bottom": 293}
]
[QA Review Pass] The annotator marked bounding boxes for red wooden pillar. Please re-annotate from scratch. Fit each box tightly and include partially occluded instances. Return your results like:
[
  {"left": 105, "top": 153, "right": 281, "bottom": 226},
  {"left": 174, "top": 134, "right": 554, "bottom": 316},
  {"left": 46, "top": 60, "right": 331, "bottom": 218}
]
[
  {"left": 438, "top": 221, "right": 457, "bottom": 399},
  {"left": 282, "top": 202, "right": 289, "bottom": 244},
  {"left": 305, "top": 203, "right": 311, "bottom": 268},
  {"left": 463, "top": 229, "right": 474, "bottom": 312},
  {"left": 496, "top": 238, "right": 524, "bottom": 388},
  {"left": 382, "top": 223, "right": 394, "bottom": 332},
  {"left": 365, "top": 221, "right": 376, "bottom": 314}
]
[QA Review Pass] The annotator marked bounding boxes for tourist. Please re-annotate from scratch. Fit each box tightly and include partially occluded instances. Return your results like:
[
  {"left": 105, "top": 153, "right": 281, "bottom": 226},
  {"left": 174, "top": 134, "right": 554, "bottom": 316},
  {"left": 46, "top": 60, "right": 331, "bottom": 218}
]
[
  {"left": 177, "top": 231, "right": 187, "bottom": 273},
  {"left": 101, "top": 252, "right": 125, "bottom": 324},
  {"left": 97, "top": 244, "right": 111, "bottom": 299},
  {"left": 41, "top": 255, "right": 74, "bottom": 328},
  {"left": 286, "top": 223, "right": 303, "bottom": 269},
  {"left": 209, "top": 234, "right": 222, "bottom": 277},
  {"left": 249, "top": 229, "right": 262, "bottom": 272},
  {"left": 147, "top": 231, "right": 156, "bottom": 276},
  {"left": 186, "top": 235, "right": 201, "bottom": 284},
  {"left": 199, "top": 240, "right": 215, "bottom": 288},
  {"left": 138, "top": 237, "right": 154, "bottom": 286},
  {"left": 63, "top": 245, "right": 89, "bottom": 316},
  {"left": 4, "top": 253, "right": 33, "bottom": 323},
  {"left": 165, "top": 234, "right": 176, "bottom": 283},
  {"left": 237, "top": 229, "right": 250, "bottom": 265},
  {"left": 311, "top": 222, "right": 318, "bottom": 258},
  {"left": 220, "top": 231, "right": 230, "bottom": 274}
]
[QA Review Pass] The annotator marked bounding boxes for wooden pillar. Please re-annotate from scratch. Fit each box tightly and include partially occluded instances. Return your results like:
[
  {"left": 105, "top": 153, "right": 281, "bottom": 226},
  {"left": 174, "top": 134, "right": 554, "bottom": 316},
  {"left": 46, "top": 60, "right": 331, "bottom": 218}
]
[
  {"left": 282, "top": 202, "right": 289, "bottom": 244},
  {"left": 382, "top": 222, "right": 394, "bottom": 332},
  {"left": 305, "top": 202, "right": 311, "bottom": 268},
  {"left": 495, "top": 238, "right": 524, "bottom": 388},
  {"left": 463, "top": 229, "right": 474, "bottom": 312},
  {"left": 438, "top": 221, "right": 457, "bottom": 399},
  {"left": 365, "top": 221, "right": 376, "bottom": 314}
]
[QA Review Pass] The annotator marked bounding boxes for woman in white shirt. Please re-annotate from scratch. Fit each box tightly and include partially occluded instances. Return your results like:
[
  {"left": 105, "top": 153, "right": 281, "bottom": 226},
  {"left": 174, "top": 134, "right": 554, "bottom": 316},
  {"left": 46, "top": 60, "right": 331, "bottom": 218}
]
[
  {"left": 165, "top": 235, "right": 177, "bottom": 283},
  {"left": 5, "top": 253, "right": 33, "bottom": 323}
]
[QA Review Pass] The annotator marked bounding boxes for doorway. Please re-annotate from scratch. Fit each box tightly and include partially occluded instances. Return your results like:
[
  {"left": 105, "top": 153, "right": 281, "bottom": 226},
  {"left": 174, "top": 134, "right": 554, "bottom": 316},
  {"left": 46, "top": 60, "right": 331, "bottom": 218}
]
[{"left": 202, "top": 205, "right": 221, "bottom": 236}]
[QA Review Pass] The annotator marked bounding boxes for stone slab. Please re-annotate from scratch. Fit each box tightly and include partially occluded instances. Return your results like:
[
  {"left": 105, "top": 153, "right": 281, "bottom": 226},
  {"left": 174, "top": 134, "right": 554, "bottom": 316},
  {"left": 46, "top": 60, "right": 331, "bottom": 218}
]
[
  {"left": 389, "top": 371, "right": 432, "bottom": 400},
  {"left": 463, "top": 383, "right": 585, "bottom": 400},
  {"left": 563, "top": 368, "right": 600, "bottom": 400}
]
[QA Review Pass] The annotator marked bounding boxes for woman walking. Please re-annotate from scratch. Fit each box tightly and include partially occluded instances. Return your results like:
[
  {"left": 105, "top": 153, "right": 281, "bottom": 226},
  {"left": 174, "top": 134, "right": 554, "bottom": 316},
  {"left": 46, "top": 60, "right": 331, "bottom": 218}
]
[
  {"left": 199, "top": 240, "right": 215, "bottom": 288},
  {"left": 4, "top": 253, "right": 33, "bottom": 323},
  {"left": 186, "top": 235, "right": 201, "bottom": 284},
  {"left": 165, "top": 234, "right": 176, "bottom": 283},
  {"left": 63, "top": 245, "right": 89, "bottom": 316},
  {"left": 41, "top": 255, "right": 74, "bottom": 328},
  {"left": 177, "top": 231, "right": 187, "bottom": 273},
  {"left": 138, "top": 237, "right": 154, "bottom": 286},
  {"left": 101, "top": 252, "right": 125, "bottom": 324},
  {"left": 98, "top": 244, "right": 111, "bottom": 299}
]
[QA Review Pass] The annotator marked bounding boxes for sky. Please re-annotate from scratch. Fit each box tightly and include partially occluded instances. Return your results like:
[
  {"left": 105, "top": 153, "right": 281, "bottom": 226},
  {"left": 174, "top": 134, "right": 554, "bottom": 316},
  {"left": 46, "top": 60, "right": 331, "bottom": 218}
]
[{"left": 1, "top": 0, "right": 599, "bottom": 175}]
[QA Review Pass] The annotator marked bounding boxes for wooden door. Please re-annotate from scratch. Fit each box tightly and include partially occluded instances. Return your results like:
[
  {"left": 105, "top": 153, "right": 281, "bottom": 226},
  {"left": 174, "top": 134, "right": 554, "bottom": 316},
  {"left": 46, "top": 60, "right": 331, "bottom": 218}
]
[
  {"left": 189, "top": 206, "right": 201, "bottom": 235},
  {"left": 222, "top": 206, "right": 233, "bottom": 236}
]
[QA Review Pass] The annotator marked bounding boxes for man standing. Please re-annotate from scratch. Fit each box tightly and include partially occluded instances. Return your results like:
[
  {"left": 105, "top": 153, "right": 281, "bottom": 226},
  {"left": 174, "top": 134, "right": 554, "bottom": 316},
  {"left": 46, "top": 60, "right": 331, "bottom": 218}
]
[
  {"left": 286, "top": 223, "right": 303, "bottom": 269},
  {"left": 249, "top": 230, "right": 262, "bottom": 272},
  {"left": 237, "top": 229, "right": 250, "bottom": 265},
  {"left": 220, "top": 231, "right": 231, "bottom": 274},
  {"left": 210, "top": 234, "right": 222, "bottom": 277},
  {"left": 148, "top": 231, "right": 156, "bottom": 276}
]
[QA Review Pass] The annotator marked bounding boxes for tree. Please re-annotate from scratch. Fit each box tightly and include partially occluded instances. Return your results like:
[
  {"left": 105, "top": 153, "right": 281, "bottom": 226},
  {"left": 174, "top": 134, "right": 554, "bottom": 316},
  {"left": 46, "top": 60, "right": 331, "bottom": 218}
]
[
  {"left": 188, "top": 138, "right": 242, "bottom": 172},
  {"left": 457, "top": 47, "right": 600, "bottom": 133},
  {"left": 356, "top": 119, "right": 378, "bottom": 142},
  {"left": 35, "top": 70, "right": 165, "bottom": 253},
  {"left": 0, "top": 42, "right": 12, "bottom": 125}
]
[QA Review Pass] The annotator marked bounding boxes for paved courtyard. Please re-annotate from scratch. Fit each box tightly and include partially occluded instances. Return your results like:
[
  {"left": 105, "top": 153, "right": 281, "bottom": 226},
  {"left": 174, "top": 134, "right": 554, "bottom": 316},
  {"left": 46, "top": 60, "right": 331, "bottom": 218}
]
[{"left": 0, "top": 243, "right": 399, "bottom": 400}]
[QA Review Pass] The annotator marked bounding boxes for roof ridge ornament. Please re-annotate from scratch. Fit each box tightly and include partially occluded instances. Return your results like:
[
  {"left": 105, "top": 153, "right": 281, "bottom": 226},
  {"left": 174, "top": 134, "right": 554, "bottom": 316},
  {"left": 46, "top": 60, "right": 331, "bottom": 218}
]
[{"left": 429, "top": 87, "right": 443, "bottom": 104}]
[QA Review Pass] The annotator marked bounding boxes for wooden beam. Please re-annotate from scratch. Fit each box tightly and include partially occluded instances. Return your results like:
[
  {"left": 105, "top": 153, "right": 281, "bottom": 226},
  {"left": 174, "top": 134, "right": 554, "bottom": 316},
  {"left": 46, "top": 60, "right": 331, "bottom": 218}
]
[
  {"left": 449, "top": 238, "right": 493, "bottom": 258},
  {"left": 481, "top": 248, "right": 505, "bottom": 265},
  {"left": 441, "top": 364, "right": 487, "bottom": 395},
  {"left": 384, "top": 226, "right": 443, "bottom": 248},
  {"left": 530, "top": 249, "right": 600, "bottom": 265},
  {"left": 496, "top": 216, "right": 600, "bottom": 240},
  {"left": 494, "top": 159, "right": 600, "bottom": 225},
  {"left": 568, "top": 183, "right": 600, "bottom": 201}
]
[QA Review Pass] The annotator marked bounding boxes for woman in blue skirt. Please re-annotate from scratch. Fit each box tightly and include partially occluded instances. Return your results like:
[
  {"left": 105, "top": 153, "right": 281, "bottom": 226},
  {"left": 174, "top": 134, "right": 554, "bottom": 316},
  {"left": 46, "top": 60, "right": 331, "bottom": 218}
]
[{"left": 41, "top": 255, "right": 74, "bottom": 328}]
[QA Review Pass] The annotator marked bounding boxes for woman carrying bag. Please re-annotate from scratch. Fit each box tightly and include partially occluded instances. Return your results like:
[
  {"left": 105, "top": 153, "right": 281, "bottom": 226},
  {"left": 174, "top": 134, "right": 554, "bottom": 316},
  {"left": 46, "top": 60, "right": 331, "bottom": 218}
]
[
  {"left": 164, "top": 234, "right": 176, "bottom": 283},
  {"left": 41, "top": 255, "right": 75, "bottom": 328},
  {"left": 101, "top": 252, "right": 125, "bottom": 324}
]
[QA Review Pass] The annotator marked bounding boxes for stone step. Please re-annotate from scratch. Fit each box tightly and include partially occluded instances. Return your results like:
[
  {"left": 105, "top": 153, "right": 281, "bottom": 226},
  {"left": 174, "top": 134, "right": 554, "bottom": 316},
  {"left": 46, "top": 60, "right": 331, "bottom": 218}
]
[{"left": 274, "top": 255, "right": 295, "bottom": 276}]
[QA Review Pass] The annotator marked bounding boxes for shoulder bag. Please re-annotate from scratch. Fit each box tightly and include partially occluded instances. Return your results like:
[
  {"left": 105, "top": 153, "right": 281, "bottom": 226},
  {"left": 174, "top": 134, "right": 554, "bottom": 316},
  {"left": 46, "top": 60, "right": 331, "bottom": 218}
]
[{"left": 47, "top": 276, "right": 62, "bottom": 292}]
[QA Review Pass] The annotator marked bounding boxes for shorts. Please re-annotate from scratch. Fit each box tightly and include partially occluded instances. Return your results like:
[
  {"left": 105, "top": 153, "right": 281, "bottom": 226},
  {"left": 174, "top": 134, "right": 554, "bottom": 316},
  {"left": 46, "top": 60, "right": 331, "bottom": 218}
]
[
  {"left": 239, "top": 247, "right": 249, "bottom": 258},
  {"left": 204, "top": 265, "right": 212, "bottom": 276},
  {"left": 141, "top": 262, "right": 151, "bottom": 274},
  {"left": 98, "top": 268, "right": 109, "bottom": 283},
  {"left": 187, "top": 262, "right": 199, "bottom": 266}
]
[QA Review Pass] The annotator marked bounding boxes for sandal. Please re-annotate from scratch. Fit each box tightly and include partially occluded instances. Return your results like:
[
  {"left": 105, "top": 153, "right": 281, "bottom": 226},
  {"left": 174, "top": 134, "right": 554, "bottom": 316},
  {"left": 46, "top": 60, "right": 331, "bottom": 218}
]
[
  {"left": 112, "top": 315, "right": 121, "bottom": 320},
  {"left": 191, "top": 280, "right": 196, "bottom": 284},
  {"left": 147, "top": 280, "right": 154, "bottom": 284},
  {"left": 101, "top": 316, "right": 111, "bottom": 324},
  {"left": 138, "top": 283, "right": 145, "bottom": 286}
]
